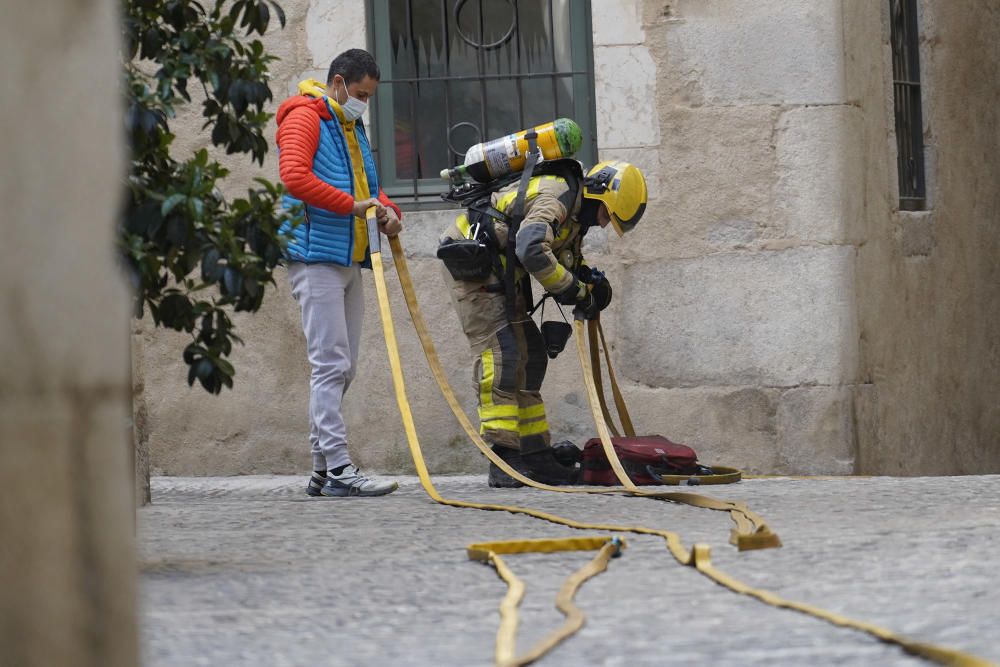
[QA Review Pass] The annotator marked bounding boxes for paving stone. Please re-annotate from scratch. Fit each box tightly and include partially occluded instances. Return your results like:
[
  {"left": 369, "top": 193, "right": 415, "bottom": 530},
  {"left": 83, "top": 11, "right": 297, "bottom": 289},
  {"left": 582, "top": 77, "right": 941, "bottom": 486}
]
[{"left": 139, "top": 474, "right": 1000, "bottom": 666}]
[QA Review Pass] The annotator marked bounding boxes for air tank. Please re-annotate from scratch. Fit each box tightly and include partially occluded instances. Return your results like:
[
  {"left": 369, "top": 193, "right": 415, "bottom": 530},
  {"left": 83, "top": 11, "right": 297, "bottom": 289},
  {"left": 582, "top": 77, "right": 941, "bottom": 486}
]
[{"left": 440, "top": 118, "right": 582, "bottom": 183}]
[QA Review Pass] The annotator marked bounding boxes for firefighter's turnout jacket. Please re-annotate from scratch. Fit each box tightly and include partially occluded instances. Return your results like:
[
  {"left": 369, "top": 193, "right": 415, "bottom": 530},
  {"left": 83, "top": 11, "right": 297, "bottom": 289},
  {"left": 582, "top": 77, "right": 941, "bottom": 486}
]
[{"left": 440, "top": 173, "right": 586, "bottom": 451}]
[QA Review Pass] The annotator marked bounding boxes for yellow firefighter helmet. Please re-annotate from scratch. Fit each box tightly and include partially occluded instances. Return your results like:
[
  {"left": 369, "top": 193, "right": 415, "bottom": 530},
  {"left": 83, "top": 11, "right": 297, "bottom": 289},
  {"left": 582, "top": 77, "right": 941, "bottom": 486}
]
[{"left": 582, "top": 160, "right": 647, "bottom": 236}]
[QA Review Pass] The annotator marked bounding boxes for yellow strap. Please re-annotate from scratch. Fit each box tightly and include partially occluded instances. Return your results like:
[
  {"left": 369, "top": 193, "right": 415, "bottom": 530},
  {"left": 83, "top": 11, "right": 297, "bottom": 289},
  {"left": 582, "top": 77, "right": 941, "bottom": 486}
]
[
  {"left": 658, "top": 466, "right": 743, "bottom": 486},
  {"left": 368, "top": 210, "right": 992, "bottom": 667},
  {"left": 689, "top": 544, "right": 997, "bottom": 667},
  {"left": 468, "top": 537, "right": 624, "bottom": 667},
  {"left": 596, "top": 319, "right": 636, "bottom": 437},
  {"left": 587, "top": 319, "right": 620, "bottom": 437}
]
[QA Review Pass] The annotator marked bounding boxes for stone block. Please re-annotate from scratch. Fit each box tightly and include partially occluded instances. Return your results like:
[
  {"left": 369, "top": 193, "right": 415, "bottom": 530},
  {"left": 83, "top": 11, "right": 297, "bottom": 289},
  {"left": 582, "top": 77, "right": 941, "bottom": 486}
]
[
  {"left": 396, "top": 208, "right": 461, "bottom": 259},
  {"left": 532, "top": 318, "right": 786, "bottom": 473},
  {"left": 306, "top": 0, "right": 367, "bottom": 68},
  {"left": 663, "top": 0, "right": 846, "bottom": 105},
  {"left": 843, "top": 0, "right": 889, "bottom": 106},
  {"left": 579, "top": 384, "right": 783, "bottom": 473},
  {"left": 775, "top": 106, "right": 865, "bottom": 244},
  {"left": 594, "top": 45, "right": 659, "bottom": 149},
  {"left": 616, "top": 105, "right": 779, "bottom": 261},
  {"left": 1, "top": 1, "right": 136, "bottom": 662},
  {"left": 593, "top": 0, "right": 644, "bottom": 46},
  {"left": 619, "top": 247, "right": 859, "bottom": 387},
  {"left": 898, "top": 211, "right": 936, "bottom": 257},
  {"left": 777, "top": 386, "right": 856, "bottom": 474}
]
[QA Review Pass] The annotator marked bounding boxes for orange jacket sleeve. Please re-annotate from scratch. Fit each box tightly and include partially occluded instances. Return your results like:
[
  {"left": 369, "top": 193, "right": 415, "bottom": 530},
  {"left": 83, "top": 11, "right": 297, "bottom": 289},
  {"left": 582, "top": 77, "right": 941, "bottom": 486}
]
[
  {"left": 276, "top": 106, "right": 354, "bottom": 215},
  {"left": 378, "top": 189, "right": 402, "bottom": 221}
]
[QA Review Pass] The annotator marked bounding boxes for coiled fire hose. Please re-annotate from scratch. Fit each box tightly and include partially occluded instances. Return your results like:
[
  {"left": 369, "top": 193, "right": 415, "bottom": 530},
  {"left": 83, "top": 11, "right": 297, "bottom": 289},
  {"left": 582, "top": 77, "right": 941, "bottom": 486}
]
[{"left": 365, "top": 209, "right": 994, "bottom": 667}]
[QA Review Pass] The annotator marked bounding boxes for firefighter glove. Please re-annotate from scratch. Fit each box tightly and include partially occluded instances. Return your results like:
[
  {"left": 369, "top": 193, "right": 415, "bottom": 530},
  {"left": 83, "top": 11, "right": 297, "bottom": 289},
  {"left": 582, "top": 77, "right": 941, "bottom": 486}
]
[
  {"left": 574, "top": 276, "right": 612, "bottom": 320},
  {"left": 591, "top": 275, "right": 612, "bottom": 311},
  {"left": 555, "top": 280, "right": 588, "bottom": 306}
]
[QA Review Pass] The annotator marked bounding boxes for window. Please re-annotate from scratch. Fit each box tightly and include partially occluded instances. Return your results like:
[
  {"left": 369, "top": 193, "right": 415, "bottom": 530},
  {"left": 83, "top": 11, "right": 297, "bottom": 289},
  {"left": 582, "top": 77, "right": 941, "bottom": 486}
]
[
  {"left": 889, "top": 0, "right": 926, "bottom": 211},
  {"left": 367, "top": 0, "right": 597, "bottom": 207}
]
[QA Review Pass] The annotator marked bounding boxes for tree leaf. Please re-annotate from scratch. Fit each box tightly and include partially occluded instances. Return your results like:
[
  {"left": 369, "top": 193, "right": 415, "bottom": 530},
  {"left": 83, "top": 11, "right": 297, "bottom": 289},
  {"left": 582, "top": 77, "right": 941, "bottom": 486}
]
[
  {"left": 126, "top": 200, "right": 162, "bottom": 236},
  {"left": 201, "top": 247, "right": 222, "bottom": 282},
  {"left": 267, "top": 0, "right": 286, "bottom": 28},
  {"left": 222, "top": 267, "right": 243, "bottom": 295},
  {"left": 161, "top": 193, "right": 187, "bottom": 216}
]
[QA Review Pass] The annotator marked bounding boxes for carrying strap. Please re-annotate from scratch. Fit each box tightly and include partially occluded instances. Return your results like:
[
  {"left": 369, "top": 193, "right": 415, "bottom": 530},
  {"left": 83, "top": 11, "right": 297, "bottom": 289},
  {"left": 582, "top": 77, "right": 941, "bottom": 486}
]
[
  {"left": 655, "top": 466, "right": 743, "bottom": 486},
  {"left": 586, "top": 318, "right": 637, "bottom": 438},
  {"left": 503, "top": 131, "right": 540, "bottom": 322},
  {"left": 587, "top": 318, "right": 619, "bottom": 437},
  {"left": 593, "top": 318, "right": 636, "bottom": 437}
]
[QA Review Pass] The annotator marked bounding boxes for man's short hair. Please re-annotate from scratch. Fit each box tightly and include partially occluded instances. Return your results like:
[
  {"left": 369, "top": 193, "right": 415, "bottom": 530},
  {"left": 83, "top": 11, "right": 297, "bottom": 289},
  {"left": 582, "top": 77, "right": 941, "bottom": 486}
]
[{"left": 327, "top": 49, "right": 381, "bottom": 86}]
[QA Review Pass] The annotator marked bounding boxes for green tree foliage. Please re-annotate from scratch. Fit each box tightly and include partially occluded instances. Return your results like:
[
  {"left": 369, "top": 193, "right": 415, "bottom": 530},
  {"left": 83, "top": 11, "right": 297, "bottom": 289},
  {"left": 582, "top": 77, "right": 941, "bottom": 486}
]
[{"left": 121, "top": 0, "right": 294, "bottom": 393}]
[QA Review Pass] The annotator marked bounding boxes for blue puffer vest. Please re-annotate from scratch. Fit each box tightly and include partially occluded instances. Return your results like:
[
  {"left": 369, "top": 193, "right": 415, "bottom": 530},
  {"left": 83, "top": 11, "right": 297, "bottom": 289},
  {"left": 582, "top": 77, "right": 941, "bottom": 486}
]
[{"left": 280, "top": 101, "right": 380, "bottom": 267}]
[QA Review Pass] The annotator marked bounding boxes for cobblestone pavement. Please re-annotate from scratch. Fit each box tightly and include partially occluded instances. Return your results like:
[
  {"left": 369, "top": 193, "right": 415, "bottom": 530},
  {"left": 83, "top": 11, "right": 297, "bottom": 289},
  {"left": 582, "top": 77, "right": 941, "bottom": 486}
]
[{"left": 139, "top": 474, "right": 1000, "bottom": 667}]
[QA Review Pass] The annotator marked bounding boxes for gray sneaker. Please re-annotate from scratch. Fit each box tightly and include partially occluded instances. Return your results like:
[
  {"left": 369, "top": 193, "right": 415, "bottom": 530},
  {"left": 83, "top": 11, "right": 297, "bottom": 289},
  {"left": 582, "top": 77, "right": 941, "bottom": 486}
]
[
  {"left": 320, "top": 465, "right": 399, "bottom": 497},
  {"left": 305, "top": 472, "right": 326, "bottom": 497}
]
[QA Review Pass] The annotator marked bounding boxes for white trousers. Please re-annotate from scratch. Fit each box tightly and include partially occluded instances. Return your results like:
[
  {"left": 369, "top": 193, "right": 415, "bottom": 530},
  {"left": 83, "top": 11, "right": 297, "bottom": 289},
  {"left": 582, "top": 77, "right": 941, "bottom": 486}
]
[{"left": 288, "top": 261, "right": 364, "bottom": 472}]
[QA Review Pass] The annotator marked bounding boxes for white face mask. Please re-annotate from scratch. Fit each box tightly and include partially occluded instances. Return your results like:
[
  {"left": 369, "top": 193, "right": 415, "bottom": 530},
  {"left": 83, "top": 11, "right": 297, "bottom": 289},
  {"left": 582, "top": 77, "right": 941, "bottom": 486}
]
[{"left": 336, "top": 78, "right": 367, "bottom": 122}]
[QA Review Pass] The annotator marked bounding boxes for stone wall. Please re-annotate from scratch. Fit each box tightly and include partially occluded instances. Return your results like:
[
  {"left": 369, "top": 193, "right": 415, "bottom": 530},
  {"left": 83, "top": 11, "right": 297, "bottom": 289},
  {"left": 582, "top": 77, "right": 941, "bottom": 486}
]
[
  {"left": 138, "top": 0, "right": 998, "bottom": 478},
  {"left": 605, "top": 0, "right": 862, "bottom": 474},
  {"left": 848, "top": 0, "right": 1000, "bottom": 474},
  {"left": 0, "top": 1, "right": 137, "bottom": 665}
]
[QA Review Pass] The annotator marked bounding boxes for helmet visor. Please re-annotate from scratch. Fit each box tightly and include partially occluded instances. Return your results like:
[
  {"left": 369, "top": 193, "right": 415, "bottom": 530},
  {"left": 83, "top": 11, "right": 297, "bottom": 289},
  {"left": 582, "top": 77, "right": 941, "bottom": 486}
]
[
  {"left": 610, "top": 202, "right": 645, "bottom": 236},
  {"left": 609, "top": 214, "right": 626, "bottom": 238}
]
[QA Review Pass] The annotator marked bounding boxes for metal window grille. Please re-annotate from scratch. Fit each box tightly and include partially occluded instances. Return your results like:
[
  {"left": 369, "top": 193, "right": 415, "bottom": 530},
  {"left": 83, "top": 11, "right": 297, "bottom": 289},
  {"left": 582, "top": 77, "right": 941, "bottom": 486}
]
[
  {"left": 889, "top": 0, "right": 926, "bottom": 210},
  {"left": 368, "top": 0, "right": 597, "bottom": 207}
]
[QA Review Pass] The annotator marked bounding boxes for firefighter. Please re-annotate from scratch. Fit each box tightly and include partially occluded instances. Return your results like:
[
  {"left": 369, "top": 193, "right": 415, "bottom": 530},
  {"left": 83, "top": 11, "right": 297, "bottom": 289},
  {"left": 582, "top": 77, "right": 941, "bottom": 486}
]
[{"left": 440, "top": 160, "right": 648, "bottom": 487}]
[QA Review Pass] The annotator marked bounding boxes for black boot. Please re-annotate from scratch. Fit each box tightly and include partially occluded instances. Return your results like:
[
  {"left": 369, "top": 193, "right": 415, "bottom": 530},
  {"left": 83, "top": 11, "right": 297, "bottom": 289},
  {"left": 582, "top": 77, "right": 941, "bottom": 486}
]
[
  {"left": 551, "top": 440, "right": 582, "bottom": 467},
  {"left": 521, "top": 448, "right": 579, "bottom": 485},
  {"left": 488, "top": 444, "right": 580, "bottom": 487},
  {"left": 488, "top": 445, "right": 526, "bottom": 488}
]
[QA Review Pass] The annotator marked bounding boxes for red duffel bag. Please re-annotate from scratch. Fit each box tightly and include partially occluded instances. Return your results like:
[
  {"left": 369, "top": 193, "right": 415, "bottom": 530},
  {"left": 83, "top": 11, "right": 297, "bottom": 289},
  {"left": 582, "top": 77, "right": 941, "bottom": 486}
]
[{"left": 581, "top": 435, "right": 708, "bottom": 485}]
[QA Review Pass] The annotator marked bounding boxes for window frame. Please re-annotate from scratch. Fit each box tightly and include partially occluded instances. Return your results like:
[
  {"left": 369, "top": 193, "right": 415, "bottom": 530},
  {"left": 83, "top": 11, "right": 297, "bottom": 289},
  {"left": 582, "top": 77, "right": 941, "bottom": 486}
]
[
  {"left": 888, "top": 0, "right": 927, "bottom": 211},
  {"left": 366, "top": 0, "right": 598, "bottom": 209}
]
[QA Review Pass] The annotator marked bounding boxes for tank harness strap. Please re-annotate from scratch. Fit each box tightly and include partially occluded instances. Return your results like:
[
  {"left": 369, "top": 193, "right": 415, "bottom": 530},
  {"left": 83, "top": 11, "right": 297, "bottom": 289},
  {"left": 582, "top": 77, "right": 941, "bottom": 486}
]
[{"left": 504, "top": 131, "right": 540, "bottom": 322}]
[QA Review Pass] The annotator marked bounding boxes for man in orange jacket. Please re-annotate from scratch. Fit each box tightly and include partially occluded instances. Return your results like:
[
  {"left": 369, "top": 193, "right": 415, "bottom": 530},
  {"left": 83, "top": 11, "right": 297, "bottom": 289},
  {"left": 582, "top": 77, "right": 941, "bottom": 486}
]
[{"left": 276, "top": 49, "right": 402, "bottom": 498}]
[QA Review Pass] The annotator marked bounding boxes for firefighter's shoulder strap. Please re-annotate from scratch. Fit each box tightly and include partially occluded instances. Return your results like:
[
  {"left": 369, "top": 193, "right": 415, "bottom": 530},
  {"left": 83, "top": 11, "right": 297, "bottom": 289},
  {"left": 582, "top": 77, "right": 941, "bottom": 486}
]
[{"left": 504, "top": 131, "right": 541, "bottom": 322}]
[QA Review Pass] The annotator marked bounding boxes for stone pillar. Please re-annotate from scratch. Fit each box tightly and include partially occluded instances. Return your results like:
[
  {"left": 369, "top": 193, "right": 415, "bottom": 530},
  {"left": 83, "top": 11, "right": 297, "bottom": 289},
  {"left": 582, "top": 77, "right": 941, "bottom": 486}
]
[{"left": 0, "top": 1, "right": 137, "bottom": 665}]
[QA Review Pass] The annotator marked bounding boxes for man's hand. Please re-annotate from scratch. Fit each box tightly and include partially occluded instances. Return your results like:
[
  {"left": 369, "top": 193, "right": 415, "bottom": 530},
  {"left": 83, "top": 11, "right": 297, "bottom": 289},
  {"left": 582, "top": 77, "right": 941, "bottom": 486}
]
[
  {"left": 352, "top": 197, "right": 384, "bottom": 219},
  {"left": 378, "top": 206, "right": 402, "bottom": 238}
]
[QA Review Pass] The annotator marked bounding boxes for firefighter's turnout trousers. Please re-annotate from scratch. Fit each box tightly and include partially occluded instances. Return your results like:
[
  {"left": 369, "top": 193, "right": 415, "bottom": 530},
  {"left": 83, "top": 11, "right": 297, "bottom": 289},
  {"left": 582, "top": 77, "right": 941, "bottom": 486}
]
[{"left": 443, "top": 268, "right": 550, "bottom": 452}]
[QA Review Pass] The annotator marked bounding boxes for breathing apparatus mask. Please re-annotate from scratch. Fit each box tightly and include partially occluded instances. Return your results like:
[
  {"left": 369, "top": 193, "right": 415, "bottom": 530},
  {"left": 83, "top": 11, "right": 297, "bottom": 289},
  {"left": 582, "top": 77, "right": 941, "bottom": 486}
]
[{"left": 541, "top": 320, "right": 572, "bottom": 359}]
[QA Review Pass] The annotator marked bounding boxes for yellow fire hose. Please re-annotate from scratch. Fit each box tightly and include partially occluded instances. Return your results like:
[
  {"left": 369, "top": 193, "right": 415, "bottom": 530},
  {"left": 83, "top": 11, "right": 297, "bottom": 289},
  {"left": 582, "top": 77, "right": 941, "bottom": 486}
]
[
  {"left": 467, "top": 536, "right": 625, "bottom": 667},
  {"left": 365, "top": 209, "right": 994, "bottom": 667}
]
